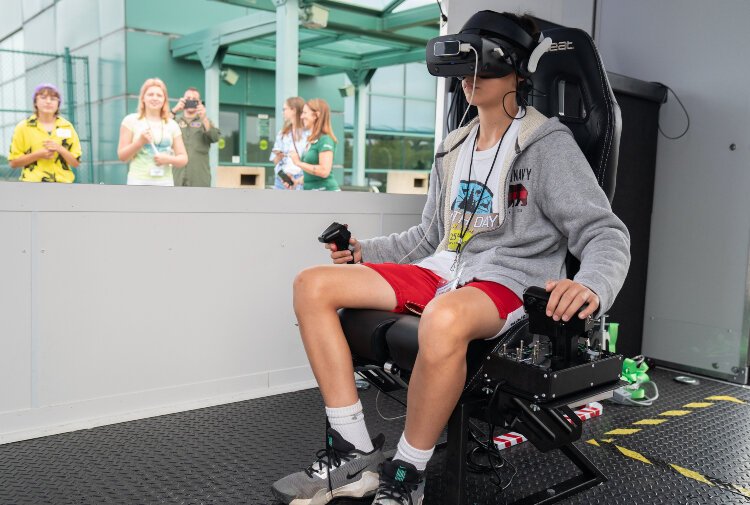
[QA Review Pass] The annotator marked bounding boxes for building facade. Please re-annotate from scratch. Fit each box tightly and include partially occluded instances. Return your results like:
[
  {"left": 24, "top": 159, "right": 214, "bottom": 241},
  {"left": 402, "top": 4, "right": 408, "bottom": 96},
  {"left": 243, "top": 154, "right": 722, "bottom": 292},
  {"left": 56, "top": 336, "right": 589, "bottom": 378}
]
[{"left": 0, "top": 0, "right": 437, "bottom": 188}]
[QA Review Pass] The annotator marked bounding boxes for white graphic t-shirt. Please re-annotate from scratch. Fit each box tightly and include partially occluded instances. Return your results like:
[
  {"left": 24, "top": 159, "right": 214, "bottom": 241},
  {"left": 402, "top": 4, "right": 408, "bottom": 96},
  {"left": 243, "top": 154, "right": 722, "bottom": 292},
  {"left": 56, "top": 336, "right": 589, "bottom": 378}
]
[
  {"left": 121, "top": 113, "right": 182, "bottom": 186},
  {"left": 270, "top": 128, "right": 310, "bottom": 175},
  {"left": 417, "top": 119, "right": 521, "bottom": 280}
]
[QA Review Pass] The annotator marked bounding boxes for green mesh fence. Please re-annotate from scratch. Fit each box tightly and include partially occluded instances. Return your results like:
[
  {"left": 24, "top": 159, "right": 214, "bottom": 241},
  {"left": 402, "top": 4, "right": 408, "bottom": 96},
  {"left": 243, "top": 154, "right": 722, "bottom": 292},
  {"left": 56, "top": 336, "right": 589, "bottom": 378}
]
[{"left": 0, "top": 48, "right": 93, "bottom": 183}]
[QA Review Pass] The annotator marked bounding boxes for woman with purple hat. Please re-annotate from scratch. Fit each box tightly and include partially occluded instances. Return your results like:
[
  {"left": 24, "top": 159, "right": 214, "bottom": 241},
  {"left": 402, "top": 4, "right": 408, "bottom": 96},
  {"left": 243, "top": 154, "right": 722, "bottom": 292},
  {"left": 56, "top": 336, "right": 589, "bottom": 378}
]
[{"left": 8, "top": 83, "right": 82, "bottom": 183}]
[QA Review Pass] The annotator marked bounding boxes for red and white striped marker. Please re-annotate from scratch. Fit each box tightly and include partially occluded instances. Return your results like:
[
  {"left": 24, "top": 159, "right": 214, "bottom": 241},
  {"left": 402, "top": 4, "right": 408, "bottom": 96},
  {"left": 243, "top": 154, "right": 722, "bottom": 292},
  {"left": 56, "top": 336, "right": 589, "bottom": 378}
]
[{"left": 493, "top": 402, "right": 603, "bottom": 450}]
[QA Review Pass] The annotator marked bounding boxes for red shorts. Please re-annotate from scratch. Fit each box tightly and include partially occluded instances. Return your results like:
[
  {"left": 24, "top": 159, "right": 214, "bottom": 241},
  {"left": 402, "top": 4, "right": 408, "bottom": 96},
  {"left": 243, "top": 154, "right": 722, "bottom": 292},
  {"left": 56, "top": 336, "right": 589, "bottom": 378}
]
[{"left": 363, "top": 263, "right": 522, "bottom": 319}]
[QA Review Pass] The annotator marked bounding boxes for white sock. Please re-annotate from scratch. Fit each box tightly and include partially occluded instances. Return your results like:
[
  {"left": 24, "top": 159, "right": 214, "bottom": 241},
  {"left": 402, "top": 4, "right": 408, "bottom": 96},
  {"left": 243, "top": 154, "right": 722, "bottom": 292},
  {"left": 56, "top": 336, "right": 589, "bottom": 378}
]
[
  {"left": 326, "top": 400, "right": 374, "bottom": 453},
  {"left": 393, "top": 432, "right": 434, "bottom": 471}
]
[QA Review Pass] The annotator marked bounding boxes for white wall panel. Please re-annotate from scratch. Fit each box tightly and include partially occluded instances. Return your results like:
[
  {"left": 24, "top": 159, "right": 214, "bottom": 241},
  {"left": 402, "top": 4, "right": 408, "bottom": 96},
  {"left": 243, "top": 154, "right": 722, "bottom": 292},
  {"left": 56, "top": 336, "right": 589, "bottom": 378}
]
[
  {"left": 0, "top": 183, "right": 425, "bottom": 442},
  {"left": 0, "top": 212, "right": 32, "bottom": 413},
  {"left": 595, "top": 0, "right": 750, "bottom": 380}
]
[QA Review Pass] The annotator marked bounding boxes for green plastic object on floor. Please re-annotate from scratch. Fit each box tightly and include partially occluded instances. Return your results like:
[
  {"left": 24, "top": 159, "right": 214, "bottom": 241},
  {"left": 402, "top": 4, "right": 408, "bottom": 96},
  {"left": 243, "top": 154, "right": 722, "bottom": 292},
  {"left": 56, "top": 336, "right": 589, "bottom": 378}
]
[{"left": 621, "top": 356, "right": 650, "bottom": 400}]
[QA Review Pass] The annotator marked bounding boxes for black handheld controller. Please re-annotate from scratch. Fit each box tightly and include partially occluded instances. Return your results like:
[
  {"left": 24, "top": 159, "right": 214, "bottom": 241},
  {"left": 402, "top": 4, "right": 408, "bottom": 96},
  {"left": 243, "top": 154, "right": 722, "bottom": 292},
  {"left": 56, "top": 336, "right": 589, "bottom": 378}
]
[
  {"left": 524, "top": 285, "right": 594, "bottom": 365},
  {"left": 523, "top": 286, "right": 593, "bottom": 339},
  {"left": 318, "top": 222, "right": 354, "bottom": 264}
]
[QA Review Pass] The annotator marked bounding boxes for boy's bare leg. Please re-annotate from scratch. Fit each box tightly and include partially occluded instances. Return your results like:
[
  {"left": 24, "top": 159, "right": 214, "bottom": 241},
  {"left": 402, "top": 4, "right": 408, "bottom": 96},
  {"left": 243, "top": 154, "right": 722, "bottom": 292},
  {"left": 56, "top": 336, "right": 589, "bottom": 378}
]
[
  {"left": 404, "top": 286, "right": 505, "bottom": 449},
  {"left": 293, "top": 264, "right": 397, "bottom": 408}
]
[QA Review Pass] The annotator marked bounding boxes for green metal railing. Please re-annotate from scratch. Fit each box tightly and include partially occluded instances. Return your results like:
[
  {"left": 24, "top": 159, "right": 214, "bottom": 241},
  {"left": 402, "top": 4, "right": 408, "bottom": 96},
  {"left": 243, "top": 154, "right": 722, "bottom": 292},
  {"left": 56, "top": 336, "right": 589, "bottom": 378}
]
[{"left": 0, "top": 47, "right": 93, "bottom": 183}]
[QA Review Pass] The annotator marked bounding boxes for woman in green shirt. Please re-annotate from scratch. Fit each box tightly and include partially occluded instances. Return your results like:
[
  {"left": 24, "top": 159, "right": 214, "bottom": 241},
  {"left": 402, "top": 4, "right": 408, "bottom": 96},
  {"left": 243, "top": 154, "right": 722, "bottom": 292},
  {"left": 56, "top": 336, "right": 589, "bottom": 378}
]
[{"left": 289, "top": 98, "right": 339, "bottom": 191}]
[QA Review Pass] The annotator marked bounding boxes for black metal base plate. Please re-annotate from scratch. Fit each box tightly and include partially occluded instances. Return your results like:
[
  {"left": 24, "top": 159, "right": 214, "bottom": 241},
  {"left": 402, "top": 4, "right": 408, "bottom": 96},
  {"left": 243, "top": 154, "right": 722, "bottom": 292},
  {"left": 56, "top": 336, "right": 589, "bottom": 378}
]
[
  {"left": 0, "top": 368, "right": 748, "bottom": 504},
  {"left": 484, "top": 351, "right": 623, "bottom": 402}
]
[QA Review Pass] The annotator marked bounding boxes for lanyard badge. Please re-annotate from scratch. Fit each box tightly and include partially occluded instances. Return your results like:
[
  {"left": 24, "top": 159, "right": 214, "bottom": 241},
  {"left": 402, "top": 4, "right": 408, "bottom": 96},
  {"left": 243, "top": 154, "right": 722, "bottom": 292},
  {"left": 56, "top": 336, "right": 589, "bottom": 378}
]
[{"left": 435, "top": 264, "right": 464, "bottom": 297}]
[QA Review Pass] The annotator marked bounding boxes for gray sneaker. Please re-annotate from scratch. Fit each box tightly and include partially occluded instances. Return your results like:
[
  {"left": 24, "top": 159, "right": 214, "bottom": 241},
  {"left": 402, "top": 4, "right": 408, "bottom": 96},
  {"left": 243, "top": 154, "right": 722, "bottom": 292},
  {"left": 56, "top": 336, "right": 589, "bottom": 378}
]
[
  {"left": 272, "top": 428, "right": 385, "bottom": 505},
  {"left": 372, "top": 460, "right": 425, "bottom": 505}
]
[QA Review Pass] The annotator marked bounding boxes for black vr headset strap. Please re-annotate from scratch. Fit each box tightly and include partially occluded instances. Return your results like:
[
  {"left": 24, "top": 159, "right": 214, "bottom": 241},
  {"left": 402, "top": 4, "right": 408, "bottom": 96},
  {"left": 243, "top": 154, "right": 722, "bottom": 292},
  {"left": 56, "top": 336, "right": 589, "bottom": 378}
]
[{"left": 460, "top": 11, "right": 536, "bottom": 54}]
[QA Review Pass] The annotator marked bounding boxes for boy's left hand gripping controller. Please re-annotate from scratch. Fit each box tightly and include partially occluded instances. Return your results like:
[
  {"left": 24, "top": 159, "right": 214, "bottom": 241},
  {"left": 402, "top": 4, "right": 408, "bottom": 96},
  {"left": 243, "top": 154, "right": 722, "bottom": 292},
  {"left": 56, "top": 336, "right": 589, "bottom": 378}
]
[{"left": 318, "top": 222, "right": 354, "bottom": 264}]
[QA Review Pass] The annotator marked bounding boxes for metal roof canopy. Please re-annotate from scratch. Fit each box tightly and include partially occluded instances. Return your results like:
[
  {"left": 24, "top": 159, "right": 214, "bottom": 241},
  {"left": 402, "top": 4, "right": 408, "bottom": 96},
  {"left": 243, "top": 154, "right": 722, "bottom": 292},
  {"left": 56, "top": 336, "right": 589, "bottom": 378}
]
[
  {"left": 169, "top": 0, "right": 439, "bottom": 188},
  {"left": 170, "top": 0, "right": 439, "bottom": 76}
]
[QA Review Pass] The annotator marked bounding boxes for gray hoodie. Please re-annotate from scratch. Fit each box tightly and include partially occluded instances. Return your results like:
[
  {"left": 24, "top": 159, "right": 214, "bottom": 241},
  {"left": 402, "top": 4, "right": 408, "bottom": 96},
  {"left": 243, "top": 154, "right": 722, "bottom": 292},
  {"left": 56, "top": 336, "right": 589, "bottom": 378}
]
[{"left": 359, "top": 107, "right": 631, "bottom": 314}]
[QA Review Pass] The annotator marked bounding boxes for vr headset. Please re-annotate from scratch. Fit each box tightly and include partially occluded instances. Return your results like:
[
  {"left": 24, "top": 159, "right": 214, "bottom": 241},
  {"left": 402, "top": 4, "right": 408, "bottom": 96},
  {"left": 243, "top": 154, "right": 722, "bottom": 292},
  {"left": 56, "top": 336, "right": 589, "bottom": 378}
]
[{"left": 426, "top": 11, "right": 552, "bottom": 79}]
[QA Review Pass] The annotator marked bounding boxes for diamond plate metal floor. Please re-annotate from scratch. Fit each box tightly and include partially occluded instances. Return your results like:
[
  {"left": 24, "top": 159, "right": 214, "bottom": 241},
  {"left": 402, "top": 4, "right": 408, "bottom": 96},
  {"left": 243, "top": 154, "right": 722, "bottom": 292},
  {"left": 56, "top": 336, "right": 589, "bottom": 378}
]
[{"left": 0, "top": 368, "right": 748, "bottom": 504}]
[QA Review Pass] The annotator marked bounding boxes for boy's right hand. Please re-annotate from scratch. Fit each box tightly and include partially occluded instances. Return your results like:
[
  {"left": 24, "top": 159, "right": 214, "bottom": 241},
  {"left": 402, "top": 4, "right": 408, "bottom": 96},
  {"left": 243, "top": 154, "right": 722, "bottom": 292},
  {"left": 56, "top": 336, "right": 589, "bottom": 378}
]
[{"left": 326, "top": 238, "right": 362, "bottom": 264}]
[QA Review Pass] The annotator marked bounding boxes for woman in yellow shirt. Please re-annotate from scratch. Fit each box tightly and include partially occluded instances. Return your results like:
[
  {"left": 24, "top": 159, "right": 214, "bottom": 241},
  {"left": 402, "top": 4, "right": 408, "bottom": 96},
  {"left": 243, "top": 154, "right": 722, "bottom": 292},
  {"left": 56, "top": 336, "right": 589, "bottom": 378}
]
[{"left": 8, "top": 83, "right": 82, "bottom": 183}]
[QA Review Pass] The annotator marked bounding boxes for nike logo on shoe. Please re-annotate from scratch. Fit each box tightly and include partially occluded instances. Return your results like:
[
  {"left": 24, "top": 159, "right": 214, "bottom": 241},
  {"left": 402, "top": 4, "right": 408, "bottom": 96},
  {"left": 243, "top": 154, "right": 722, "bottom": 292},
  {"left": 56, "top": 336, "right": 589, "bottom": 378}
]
[{"left": 346, "top": 466, "right": 366, "bottom": 479}]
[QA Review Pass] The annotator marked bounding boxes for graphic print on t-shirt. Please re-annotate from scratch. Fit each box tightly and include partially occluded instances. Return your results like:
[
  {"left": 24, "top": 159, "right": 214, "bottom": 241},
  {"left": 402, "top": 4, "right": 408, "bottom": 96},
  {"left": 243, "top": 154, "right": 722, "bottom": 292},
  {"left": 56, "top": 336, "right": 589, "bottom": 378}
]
[
  {"left": 507, "top": 165, "right": 532, "bottom": 211},
  {"left": 447, "top": 179, "right": 499, "bottom": 251}
]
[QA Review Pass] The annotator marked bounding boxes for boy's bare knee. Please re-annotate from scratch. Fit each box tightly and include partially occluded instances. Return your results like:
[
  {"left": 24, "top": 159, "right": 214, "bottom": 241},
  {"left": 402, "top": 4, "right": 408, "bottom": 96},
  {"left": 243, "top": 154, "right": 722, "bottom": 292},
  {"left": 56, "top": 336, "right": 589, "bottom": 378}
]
[
  {"left": 420, "top": 300, "right": 463, "bottom": 333},
  {"left": 293, "top": 267, "right": 330, "bottom": 306},
  {"left": 418, "top": 303, "right": 466, "bottom": 362}
]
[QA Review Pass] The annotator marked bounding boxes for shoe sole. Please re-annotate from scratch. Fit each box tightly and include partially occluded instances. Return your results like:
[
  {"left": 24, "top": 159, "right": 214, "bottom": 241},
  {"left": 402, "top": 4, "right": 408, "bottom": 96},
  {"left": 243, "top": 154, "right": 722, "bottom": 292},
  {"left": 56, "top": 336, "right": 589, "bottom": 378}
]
[{"left": 279, "top": 471, "right": 380, "bottom": 505}]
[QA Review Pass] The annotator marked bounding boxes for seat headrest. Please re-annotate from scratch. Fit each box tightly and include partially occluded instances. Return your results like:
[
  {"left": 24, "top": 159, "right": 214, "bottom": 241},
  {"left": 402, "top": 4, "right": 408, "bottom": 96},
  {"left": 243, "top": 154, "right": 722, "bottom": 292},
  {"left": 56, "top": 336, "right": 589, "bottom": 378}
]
[{"left": 529, "top": 27, "right": 622, "bottom": 202}]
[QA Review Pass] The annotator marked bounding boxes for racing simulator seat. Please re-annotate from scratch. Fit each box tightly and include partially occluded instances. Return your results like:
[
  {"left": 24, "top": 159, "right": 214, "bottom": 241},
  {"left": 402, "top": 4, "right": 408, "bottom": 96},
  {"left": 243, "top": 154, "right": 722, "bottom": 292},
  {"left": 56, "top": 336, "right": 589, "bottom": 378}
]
[{"left": 338, "top": 26, "right": 623, "bottom": 505}]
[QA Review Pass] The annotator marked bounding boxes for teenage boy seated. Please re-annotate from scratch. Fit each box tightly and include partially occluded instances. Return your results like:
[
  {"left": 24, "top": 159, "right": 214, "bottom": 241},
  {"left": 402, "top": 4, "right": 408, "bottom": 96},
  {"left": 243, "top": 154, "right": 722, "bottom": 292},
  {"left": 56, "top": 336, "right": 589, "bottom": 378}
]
[{"left": 272, "top": 11, "right": 630, "bottom": 505}]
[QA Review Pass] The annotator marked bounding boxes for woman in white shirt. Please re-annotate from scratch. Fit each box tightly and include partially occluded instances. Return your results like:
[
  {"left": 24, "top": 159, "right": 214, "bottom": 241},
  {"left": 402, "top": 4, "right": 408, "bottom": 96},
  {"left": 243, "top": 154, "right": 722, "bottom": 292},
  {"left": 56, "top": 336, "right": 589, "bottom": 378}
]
[
  {"left": 117, "top": 78, "right": 188, "bottom": 186},
  {"left": 270, "top": 96, "right": 309, "bottom": 190}
]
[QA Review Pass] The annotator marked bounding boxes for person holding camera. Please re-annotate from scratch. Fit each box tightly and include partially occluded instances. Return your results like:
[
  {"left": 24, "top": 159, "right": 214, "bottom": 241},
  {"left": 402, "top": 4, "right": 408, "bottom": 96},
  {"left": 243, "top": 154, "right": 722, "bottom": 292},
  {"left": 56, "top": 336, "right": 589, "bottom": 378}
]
[
  {"left": 273, "top": 12, "right": 630, "bottom": 505},
  {"left": 171, "top": 87, "right": 220, "bottom": 187}
]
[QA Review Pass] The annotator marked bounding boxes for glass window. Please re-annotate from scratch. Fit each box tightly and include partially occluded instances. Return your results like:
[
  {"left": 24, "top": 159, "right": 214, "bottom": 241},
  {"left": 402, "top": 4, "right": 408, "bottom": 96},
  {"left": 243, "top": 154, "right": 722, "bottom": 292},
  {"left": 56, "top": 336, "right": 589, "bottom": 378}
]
[
  {"left": 245, "top": 112, "right": 275, "bottom": 165},
  {"left": 369, "top": 65, "right": 404, "bottom": 96},
  {"left": 344, "top": 132, "right": 434, "bottom": 191},
  {"left": 218, "top": 110, "right": 240, "bottom": 164},
  {"left": 367, "top": 135, "right": 403, "bottom": 170},
  {"left": 405, "top": 63, "right": 436, "bottom": 98},
  {"left": 369, "top": 96, "right": 403, "bottom": 131},
  {"left": 404, "top": 100, "right": 435, "bottom": 133},
  {"left": 403, "top": 137, "right": 434, "bottom": 171},
  {"left": 345, "top": 133, "right": 434, "bottom": 172},
  {"left": 0, "top": 51, "right": 11, "bottom": 79}
]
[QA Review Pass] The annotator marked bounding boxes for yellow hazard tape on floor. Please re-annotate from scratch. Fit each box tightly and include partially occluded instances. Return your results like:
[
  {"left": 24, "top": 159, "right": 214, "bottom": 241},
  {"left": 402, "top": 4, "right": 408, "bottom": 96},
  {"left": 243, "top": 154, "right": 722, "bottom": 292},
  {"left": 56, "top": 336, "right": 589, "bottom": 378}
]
[
  {"left": 615, "top": 445, "right": 652, "bottom": 465},
  {"left": 658, "top": 410, "right": 692, "bottom": 416},
  {"left": 706, "top": 395, "right": 746, "bottom": 404},
  {"left": 604, "top": 428, "right": 641, "bottom": 436},
  {"left": 585, "top": 391, "right": 750, "bottom": 500},
  {"left": 588, "top": 441, "right": 750, "bottom": 500},
  {"left": 584, "top": 392, "right": 750, "bottom": 500},
  {"left": 669, "top": 464, "right": 714, "bottom": 486},
  {"left": 731, "top": 484, "right": 750, "bottom": 498},
  {"left": 601, "top": 394, "right": 749, "bottom": 443}
]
